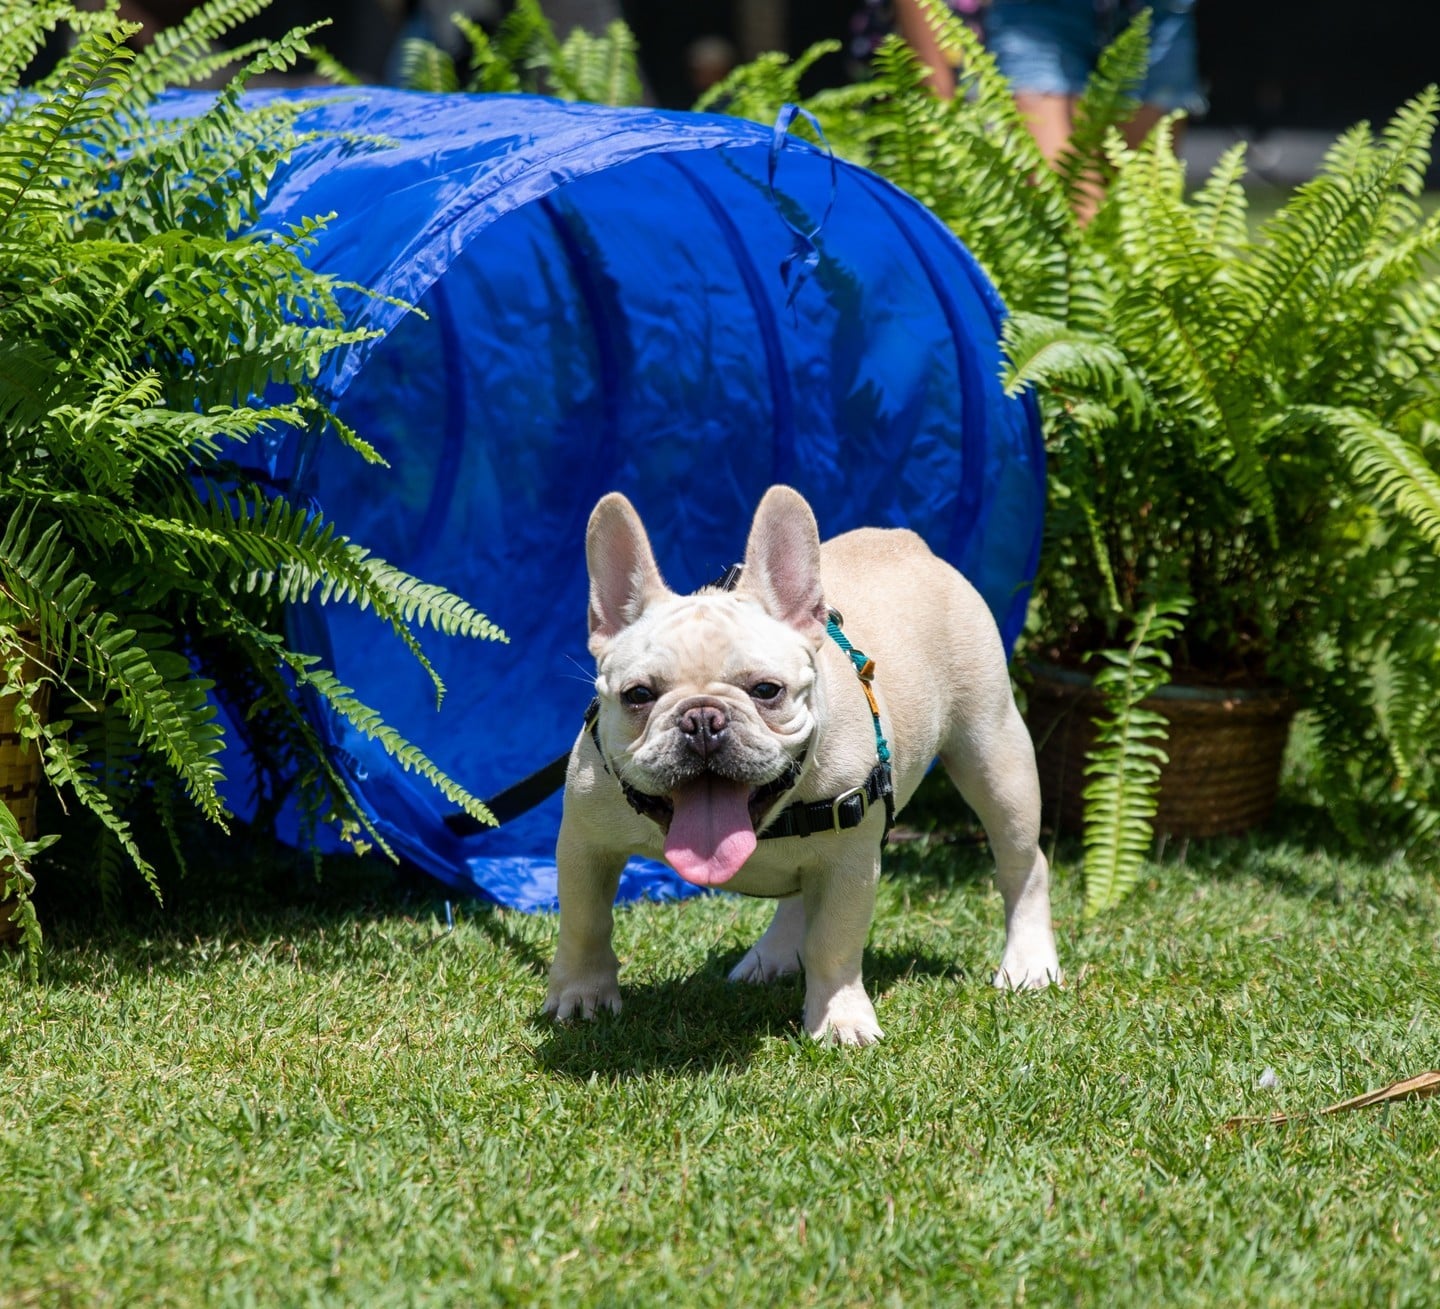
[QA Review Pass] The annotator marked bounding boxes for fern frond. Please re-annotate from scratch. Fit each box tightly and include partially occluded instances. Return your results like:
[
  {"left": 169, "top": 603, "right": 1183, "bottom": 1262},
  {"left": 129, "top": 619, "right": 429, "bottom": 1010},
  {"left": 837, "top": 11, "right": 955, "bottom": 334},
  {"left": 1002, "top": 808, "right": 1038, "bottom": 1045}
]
[
  {"left": 0, "top": 2, "right": 512, "bottom": 951},
  {"left": 395, "top": 37, "right": 460, "bottom": 94},
  {"left": 0, "top": 337, "right": 64, "bottom": 431},
  {"left": 1081, "top": 704, "right": 1168, "bottom": 914},
  {"left": 1308, "top": 405, "right": 1440, "bottom": 550},
  {"left": 693, "top": 41, "right": 840, "bottom": 121},
  {"left": 231, "top": 21, "right": 321, "bottom": 86},
  {"left": 1102, "top": 130, "right": 1277, "bottom": 537},
  {"left": 227, "top": 635, "right": 495, "bottom": 838},
  {"left": 912, "top": 0, "right": 1054, "bottom": 189},
  {"left": 1385, "top": 279, "right": 1440, "bottom": 425},
  {"left": 491, "top": 0, "right": 563, "bottom": 95},
  {"left": 1302, "top": 661, "right": 1387, "bottom": 847},
  {"left": 1078, "top": 495, "right": 1122, "bottom": 616},
  {"left": 0, "top": 515, "right": 227, "bottom": 816},
  {"left": 452, "top": 15, "right": 520, "bottom": 94},
  {"left": 1376, "top": 571, "right": 1440, "bottom": 808},
  {"left": 1377, "top": 86, "right": 1439, "bottom": 201},
  {"left": 118, "top": 0, "right": 272, "bottom": 104},
  {"left": 346, "top": 557, "right": 509, "bottom": 642},
  {"left": 1081, "top": 595, "right": 1191, "bottom": 916},
  {"left": 74, "top": 697, "right": 148, "bottom": 917},
  {"left": 895, "top": 1, "right": 1073, "bottom": 313},
  {"left": 93, "top": 91, "right": 305, "bottom": 238},
  {"left": 0, "top": 802, "right": 47, "bottom": 976},
  {"left": 1190, "top": 141, "right": 1252, "bottom": 255},
  {"left": 37, "top": 720, "right": 163, "bottom": 901},
  {"left": 1054, "top": 9, "right": 1149, "bottom": 210},
  {"left": 180, "top": 486, "right": 505, "bottom": 643},
  {"left": 1113, "top": 283, "right": 1277, "bottom": 538},
  {"left": 300, "top": 399, "right": 387, "bottom": 466},
  {"left": 1002, "top": 312, "right": 1144, "bottom": 414},
  {"left": 288, "top": 661, "right": 495, "bottom": 829},
  {"left": 151, "top": 770, "right": 192, "bottom": 882},
  {"left": 912, "top": 0, "right": 1014, "bottom": 110},
  {"left": 0, "top": 1, "right": 70, "bottom": 95},
  {"left": 1240, "top": 90, "right": 1439, "bottom": 372},
  {"left": 549, "top": 20, "right": 642, "bottom": 106},
  {"left": 202, "top": 614, "right": 396, "bottom": 859},
  {"left": 140, "top": 486, "right": 499, "bottom": 714},
  {"left": 860, "top": 36, "right": 953, "bottom": 206},
  {"left": 307, "top": 45, "right": 362, "bottom": 87},
  {"left": 0, "top": 21, "right": 135, "bottom": 229}
]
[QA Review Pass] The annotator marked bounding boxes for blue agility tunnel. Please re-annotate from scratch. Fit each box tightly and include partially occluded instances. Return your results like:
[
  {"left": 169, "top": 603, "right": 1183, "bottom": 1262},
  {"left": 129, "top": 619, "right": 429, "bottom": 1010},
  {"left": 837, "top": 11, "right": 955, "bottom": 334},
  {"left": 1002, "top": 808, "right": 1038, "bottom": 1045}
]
[{"left": 195, "top": 88, "right": 1044, "bottom": 910}]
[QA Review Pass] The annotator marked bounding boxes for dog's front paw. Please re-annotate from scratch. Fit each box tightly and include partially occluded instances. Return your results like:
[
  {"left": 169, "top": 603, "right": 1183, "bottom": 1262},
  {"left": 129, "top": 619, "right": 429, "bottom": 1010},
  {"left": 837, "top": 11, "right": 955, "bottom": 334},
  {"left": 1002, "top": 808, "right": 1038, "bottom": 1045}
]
[
  {"left": 804, "top": 982, "right": 883, "bottom": 1047},
  {"left": 992, "top": 947, "right": 1063, "bottom": 991},
  {"left": 544, "top": 972, "right": 622, "bottom": 1021},
  {"left": 992, "top": 917, "right": 1062, "bottom": 991},
  {"left": 728, "top": 945, "right": 802, "bottom": 985}
]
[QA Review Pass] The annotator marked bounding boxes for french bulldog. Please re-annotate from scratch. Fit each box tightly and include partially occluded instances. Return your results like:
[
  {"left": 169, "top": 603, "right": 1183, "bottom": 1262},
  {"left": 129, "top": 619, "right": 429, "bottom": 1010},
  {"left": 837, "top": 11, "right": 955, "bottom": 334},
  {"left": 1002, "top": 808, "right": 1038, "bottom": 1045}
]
[{"left": 544, "top": 485, "right": 1060, "bottom": 1045}]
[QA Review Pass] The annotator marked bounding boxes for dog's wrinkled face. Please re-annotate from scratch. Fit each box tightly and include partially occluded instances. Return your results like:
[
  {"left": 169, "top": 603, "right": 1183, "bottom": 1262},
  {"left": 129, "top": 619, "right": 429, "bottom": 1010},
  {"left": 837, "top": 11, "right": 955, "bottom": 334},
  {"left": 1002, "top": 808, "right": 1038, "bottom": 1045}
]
[
  {"left": 585, "top": 491, "right": 830, "bottom": 888},
  {"left": 593, "top": 590, "right": 820, "bottom": 885}
]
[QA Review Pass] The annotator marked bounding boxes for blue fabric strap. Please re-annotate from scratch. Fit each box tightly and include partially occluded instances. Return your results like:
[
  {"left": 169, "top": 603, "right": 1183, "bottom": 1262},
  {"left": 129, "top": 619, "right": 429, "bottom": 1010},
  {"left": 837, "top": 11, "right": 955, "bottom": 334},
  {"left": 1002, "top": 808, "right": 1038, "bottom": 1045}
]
[{"left": 767, "top": 103, "right": 837, "bottom": 309}]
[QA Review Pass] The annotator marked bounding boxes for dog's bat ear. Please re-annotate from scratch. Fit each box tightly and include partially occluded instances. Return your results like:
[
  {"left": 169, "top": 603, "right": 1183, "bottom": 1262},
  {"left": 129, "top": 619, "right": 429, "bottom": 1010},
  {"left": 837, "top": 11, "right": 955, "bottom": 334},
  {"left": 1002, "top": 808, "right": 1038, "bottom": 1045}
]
[
  {"left": 587, "top": 493, "right": 670, "bottom": 643},
  {"left": 742, "top": 486, "right": 827, "bottom": 638}
]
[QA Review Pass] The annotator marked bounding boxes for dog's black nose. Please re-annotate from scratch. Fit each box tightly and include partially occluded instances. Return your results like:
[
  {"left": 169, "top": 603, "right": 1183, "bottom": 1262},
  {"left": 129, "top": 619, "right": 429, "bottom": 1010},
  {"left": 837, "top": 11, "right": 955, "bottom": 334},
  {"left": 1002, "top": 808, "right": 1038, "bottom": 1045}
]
[{"left": 677, "top": 703, "right": 728, "bottom": 757}]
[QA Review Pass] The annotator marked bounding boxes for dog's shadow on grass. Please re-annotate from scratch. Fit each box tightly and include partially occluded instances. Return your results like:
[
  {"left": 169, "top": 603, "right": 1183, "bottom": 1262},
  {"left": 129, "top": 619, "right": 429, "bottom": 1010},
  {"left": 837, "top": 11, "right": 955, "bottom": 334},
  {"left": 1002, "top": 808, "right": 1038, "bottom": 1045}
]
[{"left": 530, "top": 944, "right": 966, "bottom": 1080}]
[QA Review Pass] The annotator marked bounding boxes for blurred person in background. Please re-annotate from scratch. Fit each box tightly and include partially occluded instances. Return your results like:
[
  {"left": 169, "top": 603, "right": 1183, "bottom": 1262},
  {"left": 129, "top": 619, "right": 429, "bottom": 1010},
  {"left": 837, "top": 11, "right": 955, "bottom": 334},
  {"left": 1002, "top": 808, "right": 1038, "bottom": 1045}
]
[
  {"left": 984, "top": 0, "right": 1205, "bottom": 163},
  {"left": 878, "top": 0, "right": 1204, "bottom": 218}
]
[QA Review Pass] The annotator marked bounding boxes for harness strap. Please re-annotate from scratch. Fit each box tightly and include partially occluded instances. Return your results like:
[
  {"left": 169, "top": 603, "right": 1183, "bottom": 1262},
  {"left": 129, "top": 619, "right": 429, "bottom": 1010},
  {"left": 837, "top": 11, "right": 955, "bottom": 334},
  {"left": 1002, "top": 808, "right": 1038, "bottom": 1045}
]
[
  {"left": 824, "top": 610, "right": 891, "bottom": 765},
  {"left": 757, "top": 758, "right": 893, "bottom": 840},
  {"left": 443, "top": 751, "right": 570, "bottom": 837}
]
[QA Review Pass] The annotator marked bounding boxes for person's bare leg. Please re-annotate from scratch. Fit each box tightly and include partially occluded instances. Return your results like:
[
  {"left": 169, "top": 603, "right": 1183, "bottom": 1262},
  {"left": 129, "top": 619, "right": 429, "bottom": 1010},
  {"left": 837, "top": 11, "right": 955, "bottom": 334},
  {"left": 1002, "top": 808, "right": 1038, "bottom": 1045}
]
[
  {"left": 893, "top": 0, "right": 956, "bottom": 99},
  {"left": 1012, "top": 90, "right": 1074, "bottom": 164},
  {"left": 1013, "top": 91, "right": 1113, "bottom": 221}
]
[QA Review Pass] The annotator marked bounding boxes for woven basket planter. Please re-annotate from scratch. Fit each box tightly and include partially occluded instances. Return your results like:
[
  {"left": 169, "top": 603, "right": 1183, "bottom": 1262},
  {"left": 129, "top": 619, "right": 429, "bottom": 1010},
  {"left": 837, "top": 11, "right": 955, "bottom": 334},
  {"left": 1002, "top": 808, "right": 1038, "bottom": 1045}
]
[
  {"left": 1025, "top": 663, "right": 1295, "bottom": 839},
  {"left": 1, "top": 632, "right": 48, "bottom": 945}
]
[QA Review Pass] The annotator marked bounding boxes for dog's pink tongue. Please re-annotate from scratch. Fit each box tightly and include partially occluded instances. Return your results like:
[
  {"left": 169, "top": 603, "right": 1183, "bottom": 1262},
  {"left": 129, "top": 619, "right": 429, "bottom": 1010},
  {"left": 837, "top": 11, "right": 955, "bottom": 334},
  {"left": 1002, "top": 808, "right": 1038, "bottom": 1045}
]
[{"left": 664, "top": 777, "right": 757, "bottom": 887}]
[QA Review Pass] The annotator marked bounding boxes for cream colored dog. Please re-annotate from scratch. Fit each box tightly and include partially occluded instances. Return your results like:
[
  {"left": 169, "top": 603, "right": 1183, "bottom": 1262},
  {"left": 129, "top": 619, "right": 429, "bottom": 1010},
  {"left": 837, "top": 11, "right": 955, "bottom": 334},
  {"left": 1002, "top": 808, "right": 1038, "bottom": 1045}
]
[{"left": 544, "top": 485, "right": 1060, "bottom": 1045}]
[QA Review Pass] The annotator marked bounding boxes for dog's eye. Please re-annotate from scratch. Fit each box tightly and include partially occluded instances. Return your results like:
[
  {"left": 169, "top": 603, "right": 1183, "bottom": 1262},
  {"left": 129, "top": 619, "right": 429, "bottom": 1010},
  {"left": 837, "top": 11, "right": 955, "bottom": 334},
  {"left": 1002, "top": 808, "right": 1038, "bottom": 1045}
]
[
  {"left": 750, "top": 681, "right": 784, "bottom": 702},
  {"left": 621, "top": 685, "right": 656, "bottom": 708}
]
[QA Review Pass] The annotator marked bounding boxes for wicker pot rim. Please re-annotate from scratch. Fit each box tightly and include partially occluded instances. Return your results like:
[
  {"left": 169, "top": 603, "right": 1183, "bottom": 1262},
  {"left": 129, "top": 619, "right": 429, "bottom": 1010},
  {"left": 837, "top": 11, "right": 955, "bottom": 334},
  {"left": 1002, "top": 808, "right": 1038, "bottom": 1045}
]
[{"left": 1026, "top": 660, "right": 1293, "bottom": 707}]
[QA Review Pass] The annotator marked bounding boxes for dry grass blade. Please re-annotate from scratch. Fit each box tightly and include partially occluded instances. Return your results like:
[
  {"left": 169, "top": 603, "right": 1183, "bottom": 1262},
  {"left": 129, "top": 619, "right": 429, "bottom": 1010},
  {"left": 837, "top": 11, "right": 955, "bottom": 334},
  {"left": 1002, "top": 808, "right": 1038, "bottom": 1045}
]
[{"left": 1224, "top": 1070, "right": 1440, "bottom": 1129}]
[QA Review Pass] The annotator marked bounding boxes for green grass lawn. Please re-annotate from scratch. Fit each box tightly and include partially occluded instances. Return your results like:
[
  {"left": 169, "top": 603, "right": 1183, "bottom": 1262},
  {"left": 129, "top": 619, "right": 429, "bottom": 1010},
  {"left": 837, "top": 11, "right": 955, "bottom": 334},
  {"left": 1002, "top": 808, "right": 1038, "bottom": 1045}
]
[{"left": 3, "top": 796, "right": 1437, "bottom": 1307}]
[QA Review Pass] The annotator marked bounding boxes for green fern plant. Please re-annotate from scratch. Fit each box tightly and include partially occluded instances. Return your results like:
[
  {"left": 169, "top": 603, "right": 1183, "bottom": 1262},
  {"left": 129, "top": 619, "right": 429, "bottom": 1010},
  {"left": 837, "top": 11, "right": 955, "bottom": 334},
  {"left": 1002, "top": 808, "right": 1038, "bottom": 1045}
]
[
  {"left": 694, "top": 40, "right": 844, "bottom": 126},
  {"left": 393, "top": 0, "right": 642, "bottom": 105},
  {"left": 0, "top": 1, "right": 503, "bottom": 964},
  {"left": 1002, "top": 86, "right": 1440, "bottom": 866}
]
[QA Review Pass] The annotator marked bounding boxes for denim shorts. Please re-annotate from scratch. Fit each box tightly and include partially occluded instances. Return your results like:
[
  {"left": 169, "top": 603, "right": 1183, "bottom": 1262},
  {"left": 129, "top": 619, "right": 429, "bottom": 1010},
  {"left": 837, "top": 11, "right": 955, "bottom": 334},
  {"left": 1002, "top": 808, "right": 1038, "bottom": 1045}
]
[{"left": 985, "top": 0, "right": 1207, "bottom": 115}]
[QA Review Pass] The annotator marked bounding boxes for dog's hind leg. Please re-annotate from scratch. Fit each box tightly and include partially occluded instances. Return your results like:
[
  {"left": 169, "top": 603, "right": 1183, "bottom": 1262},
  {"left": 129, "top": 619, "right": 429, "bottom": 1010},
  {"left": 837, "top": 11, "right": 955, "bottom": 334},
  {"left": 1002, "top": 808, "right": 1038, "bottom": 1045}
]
[
  {"left": 941, "top": 705, "right": 1061, "bottom": 990},
  {"left": 729, "top": 895, "right": 805, "bottom": 984}
]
